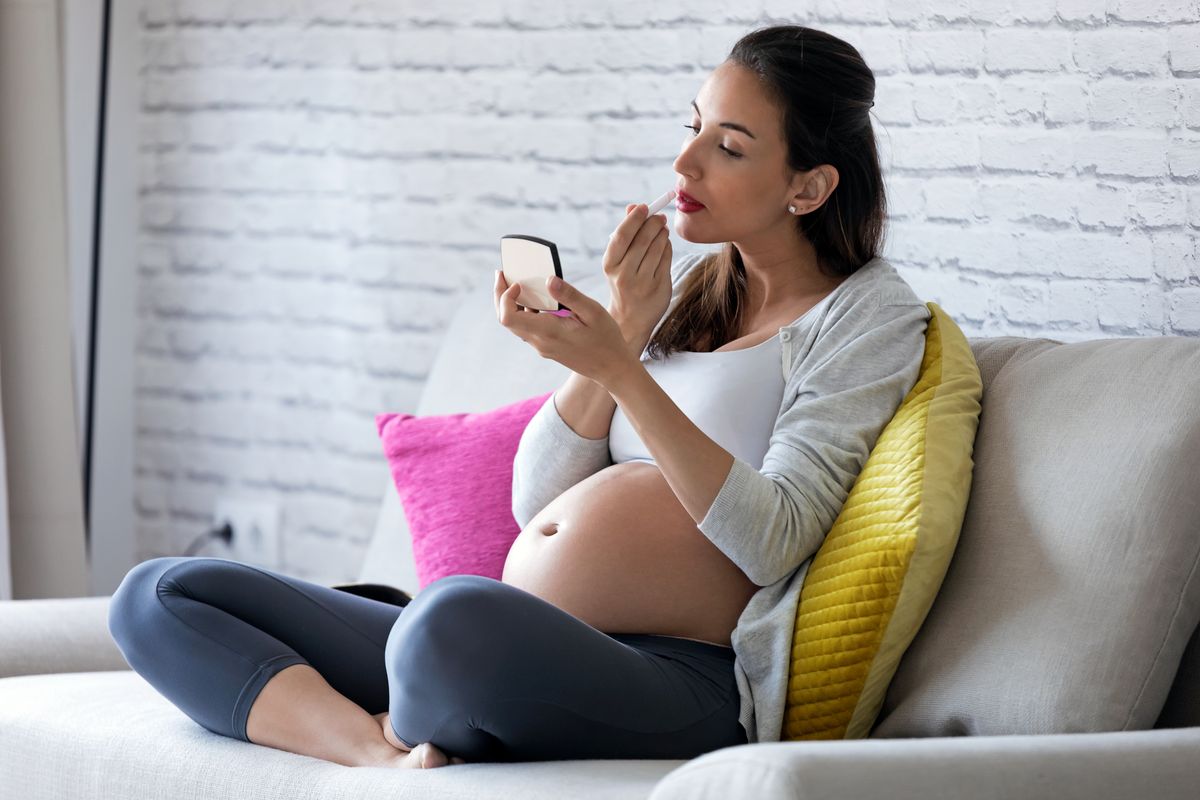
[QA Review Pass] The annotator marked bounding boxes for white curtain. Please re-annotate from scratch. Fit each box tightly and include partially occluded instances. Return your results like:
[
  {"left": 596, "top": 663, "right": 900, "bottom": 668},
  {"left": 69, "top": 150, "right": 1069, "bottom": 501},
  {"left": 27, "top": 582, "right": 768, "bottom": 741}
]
[
  {"left": 0, "top": 0, "right": 90, "bottom": 599},
  {"left": 0, "top": 354, "right": 10, "bottom": 601}
]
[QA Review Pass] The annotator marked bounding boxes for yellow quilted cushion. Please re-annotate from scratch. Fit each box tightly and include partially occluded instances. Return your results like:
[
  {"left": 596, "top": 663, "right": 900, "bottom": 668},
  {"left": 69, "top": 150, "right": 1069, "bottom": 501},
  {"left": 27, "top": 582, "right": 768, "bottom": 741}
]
[{"left": 781, "top": 301, "right": 983, "bottom": 740}]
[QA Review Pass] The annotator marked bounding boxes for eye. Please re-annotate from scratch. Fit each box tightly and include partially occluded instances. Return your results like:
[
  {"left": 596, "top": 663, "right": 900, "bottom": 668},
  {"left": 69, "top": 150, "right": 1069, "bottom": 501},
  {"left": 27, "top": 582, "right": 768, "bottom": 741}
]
[{"left": 682, "top": 124, "right": 743, "bottom": 159}]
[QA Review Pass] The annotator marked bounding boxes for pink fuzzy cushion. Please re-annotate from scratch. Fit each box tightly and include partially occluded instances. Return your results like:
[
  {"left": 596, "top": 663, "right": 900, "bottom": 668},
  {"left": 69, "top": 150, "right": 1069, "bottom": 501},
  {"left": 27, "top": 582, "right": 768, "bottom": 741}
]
[{"left": 375, "top": 392, "right": 554, "bottom": 590}]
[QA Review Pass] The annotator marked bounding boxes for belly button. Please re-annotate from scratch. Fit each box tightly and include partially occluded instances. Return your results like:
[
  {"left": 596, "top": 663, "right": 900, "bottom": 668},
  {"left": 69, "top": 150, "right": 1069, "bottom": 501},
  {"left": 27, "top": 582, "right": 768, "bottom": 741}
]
[{"left": 539, "top": 522, "right": 559, "bottom": 536}]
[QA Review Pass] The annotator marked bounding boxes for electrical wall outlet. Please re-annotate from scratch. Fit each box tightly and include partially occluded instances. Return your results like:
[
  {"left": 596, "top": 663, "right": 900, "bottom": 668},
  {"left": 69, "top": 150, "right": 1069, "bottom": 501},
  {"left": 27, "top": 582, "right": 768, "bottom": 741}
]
[{"left": 214, "top": 496, "right": 281, "bottom": 568}]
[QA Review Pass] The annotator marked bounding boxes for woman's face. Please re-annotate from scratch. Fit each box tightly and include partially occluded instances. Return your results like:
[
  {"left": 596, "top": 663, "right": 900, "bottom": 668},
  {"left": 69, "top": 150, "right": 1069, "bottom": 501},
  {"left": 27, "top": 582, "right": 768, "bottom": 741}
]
[{"left": 672, "top": 61, "right": 824, "bottom": 249}]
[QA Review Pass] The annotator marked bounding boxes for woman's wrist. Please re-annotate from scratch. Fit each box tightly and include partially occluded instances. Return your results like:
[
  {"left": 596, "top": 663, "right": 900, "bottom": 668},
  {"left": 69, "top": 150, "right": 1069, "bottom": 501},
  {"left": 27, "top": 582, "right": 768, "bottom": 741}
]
[{"left": 611, "top": 313, "right": 652, "bottom": 358}]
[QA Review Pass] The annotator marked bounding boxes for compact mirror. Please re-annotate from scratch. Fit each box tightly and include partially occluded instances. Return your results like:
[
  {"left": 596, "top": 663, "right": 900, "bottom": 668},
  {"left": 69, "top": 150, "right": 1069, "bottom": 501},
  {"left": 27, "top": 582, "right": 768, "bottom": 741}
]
[{"left": 500, "top": 234, "right": 564, "bottom": 313}]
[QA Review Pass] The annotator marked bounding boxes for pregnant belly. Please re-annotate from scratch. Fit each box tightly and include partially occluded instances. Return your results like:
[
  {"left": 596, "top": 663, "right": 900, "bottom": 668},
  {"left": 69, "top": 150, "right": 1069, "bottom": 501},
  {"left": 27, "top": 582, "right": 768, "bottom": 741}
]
[{"left": 501, "top": 461, "right": 759, "bottom": 648}]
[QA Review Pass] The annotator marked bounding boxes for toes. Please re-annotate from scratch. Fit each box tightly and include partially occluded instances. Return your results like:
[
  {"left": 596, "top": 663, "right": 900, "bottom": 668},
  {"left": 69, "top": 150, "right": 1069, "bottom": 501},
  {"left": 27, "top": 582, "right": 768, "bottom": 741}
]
[{"left": 417, "top": 743, "right": 449, "bottom": 769}]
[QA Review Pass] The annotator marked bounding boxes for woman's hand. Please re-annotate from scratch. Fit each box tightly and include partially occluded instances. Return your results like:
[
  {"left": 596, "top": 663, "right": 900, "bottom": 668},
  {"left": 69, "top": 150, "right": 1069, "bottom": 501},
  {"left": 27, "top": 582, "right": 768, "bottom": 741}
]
[
  {"left": 604, "top": 203, "right": 674, "bottom": 352},
  {"left": 494, "top": 269, "right": 640, "bottom": 389}
]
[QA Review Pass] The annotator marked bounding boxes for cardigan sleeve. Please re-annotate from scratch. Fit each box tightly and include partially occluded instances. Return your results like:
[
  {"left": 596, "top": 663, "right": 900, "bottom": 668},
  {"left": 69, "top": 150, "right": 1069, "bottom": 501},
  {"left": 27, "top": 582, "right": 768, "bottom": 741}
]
[
  {"left": 696, "top": 294, "right": 931, "bottom": 587},
  {"left": 510, "top": 392, "right": 613, "bottom": 529}
]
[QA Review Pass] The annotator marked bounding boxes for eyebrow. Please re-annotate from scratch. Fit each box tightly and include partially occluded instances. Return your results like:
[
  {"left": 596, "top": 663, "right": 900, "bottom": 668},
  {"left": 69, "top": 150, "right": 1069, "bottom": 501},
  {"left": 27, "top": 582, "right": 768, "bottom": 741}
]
[{"left": 691, "top": 99, "right": 757, "bottom": 140}]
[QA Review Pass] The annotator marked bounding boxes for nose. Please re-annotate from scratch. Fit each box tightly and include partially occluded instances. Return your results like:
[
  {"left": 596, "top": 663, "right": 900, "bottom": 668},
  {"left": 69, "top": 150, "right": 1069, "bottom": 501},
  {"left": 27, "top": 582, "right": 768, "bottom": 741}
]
[{"left": 673, "top": 138, "right": 700, "bottom": 182}]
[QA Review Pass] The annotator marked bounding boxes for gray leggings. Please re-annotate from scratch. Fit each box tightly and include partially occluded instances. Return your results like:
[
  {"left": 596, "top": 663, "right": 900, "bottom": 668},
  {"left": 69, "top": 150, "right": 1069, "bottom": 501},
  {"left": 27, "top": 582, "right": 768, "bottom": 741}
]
[{"left": 107, "top": 556, "right": 747, "bottom": 762}]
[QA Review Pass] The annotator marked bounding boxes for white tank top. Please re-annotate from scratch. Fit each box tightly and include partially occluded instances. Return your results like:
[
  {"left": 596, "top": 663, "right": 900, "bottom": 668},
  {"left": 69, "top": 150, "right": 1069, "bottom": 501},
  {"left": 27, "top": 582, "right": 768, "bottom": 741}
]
[{"left": 608, "top": 333, "right": 786, "bottom": 471}]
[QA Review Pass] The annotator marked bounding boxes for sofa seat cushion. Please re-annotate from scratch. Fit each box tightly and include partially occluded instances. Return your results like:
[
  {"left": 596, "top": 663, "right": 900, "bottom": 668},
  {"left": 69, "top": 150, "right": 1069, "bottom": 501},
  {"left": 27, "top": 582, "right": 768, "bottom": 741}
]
[
  {"left": 0, "top": 671, "right": 685, "bottom": 800},
  {"left": 872, "top": 336, "right": 1200, "bottom": 737}
]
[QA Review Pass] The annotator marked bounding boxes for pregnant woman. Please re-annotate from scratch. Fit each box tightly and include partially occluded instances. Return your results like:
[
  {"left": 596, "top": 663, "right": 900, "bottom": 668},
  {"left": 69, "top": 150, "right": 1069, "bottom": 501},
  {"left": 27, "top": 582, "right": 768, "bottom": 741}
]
[{"left": 107, "top": 24, "right": 930, "bottom": 769}]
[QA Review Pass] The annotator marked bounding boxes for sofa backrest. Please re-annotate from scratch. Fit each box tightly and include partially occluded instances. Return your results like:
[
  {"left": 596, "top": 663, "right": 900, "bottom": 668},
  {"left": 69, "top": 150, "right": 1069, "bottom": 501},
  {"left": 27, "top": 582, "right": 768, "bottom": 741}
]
[
  {"left": 872, "top": 335, "right": 1200, "bottom": 735},
  {"left": 359, "top": 272, "right": 1200, "bottom": 733}
]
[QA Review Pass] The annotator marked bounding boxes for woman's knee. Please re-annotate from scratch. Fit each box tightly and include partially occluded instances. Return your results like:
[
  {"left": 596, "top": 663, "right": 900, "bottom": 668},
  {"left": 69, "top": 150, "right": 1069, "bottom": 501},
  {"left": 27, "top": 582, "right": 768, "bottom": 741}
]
[
  {"left": 384, "top": 575, "right": 511, "bottom": 683},
  {"left": 107, "top": 557, "right": 184, "bottom": 658}
]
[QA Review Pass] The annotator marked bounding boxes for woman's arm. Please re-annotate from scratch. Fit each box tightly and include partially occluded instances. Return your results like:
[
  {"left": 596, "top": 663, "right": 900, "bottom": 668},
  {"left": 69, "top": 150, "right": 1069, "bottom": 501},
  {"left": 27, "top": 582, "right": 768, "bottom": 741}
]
[
  {"left": 510, "top": 380, "right": 614, "bottom": 530},
  {"left": 696, "top": 296, "right": 931, "bottom": 587},
  {"left": 509, "top": 326, "right": 643, "bottom": 528},
  {"left": 509, "top": 253, "right": 706, "bottom": 528}
]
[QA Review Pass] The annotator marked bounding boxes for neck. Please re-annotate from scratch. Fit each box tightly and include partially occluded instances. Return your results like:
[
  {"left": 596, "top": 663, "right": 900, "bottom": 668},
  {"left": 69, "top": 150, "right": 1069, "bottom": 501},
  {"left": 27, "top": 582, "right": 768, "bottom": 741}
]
[{"left": 734, "top": 237, "right": 840, "bottom": 320}]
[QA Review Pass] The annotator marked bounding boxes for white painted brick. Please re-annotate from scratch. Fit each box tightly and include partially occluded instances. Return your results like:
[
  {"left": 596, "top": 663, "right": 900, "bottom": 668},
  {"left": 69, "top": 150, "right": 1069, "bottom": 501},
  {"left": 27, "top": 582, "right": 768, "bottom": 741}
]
[
  {"left": 1045, "top": 279, "right": 1100, "bottom": 327},
  {"left": 695, "top": 25, "right": 751, "bottom": 69},
  {"left": 906, "top": 30, "right": 985, "bottom": 74},
  {"left": 922, "top": 1, "right": 974, "bottom": 23},
  {"left": 1168, "top": 288, "right": 1200, "bottom": 332},
  {"left": 968, "top": 0, "right": 1057, "bottom": 24},
  {"left": 1089, "top": 80, "right": 1180, "bottom": 127},
  {"left": 141, "top": 2, "right": 174, "bottom": 27},
  {"left": 890, "top": 126, "right": 979, "bottom": 169},
  {"left": 1021, "top": 232, "right": 1154, "bottom": 279},
  {"left": 495, "top": 73, "right": 627, "bottom": 116},
  {"left": 1183, "top": 82, "right": 1200, "bottom": 128},
  {"left": 916, "top": 224, "right": 1026, "bottom": 275},
  {"left": 142, "top": 32, "right": 183, "bottom": 70},
  {"left": 996, "top": 82, "right": 1045, "bottom": 124},
  {"left": 985, "top": 278, "right": 1042, "bottom": 325},
  {"left": 984, "top": 29, "right": 1071, "bottom": 73},
  {"left": 847, "top": 26, "right": 907, "bottom": 76},
  {"left": 922, "top": 178, "right": 981, "bottom": 222},
  {"left": 1043, "top": 80, "right": 1089, "bottom": 125},
  {"left": 884, "top": 0, "right": 926, "bottom": 24},
  {"left": 226, "top": 0, "right": 292, "bottom": 24},
  {"left": 812, "top": 0, "right": 891, "bottom": 23},
  {"left": 1095, "top": 281, "right": 1167, "bottom": 332},
  {"left": 1131, "top": 185, "right": 1190, "bottom": 228},
  {"left": 1054, "top": 0, "right": 1106, "bottom": 23},
  {"left": 897, "top": 265, "right": 992, "bottom": 322},
  {"left": 976, "top": 179, "right": 1076, "bottom": 227},
  {"left": 912, "top": 81, "right": 984, "bottom": 123},
  {"left": 1168, "top": 134, "right": 1200, "bottom": 178},
  {"left": 1152, "top": 232, "right": 1200, "bottom": 282},
  {"left": 1075, "top": 182, "right": 1134, "bottom": 230},
  {"left": 873, "top": 78, "right": 918, "bottom": 126},
  {"left": 980, "top": 131, "right": 1074, "bottom": 174},
  {"left": 1168, "top": 24, "right": 1200, "bottom": 74},
  {"left": 1072, "top": 30, "right": 1168, "bottom": 76},
  {"left": 1110, "top": 0, "right": 1200, "bottom": 24},
  {"left": 172, "top": 0, "right": 233, "bottom": 26},
  {"left": 1189, "top": 186, "right": 1200, "bottom": 228},
  {"left": 955, "top": 83, "right": 998, "bottom": 120},
  {"left": 1075, "top": 133, "right": 1170, "bottom": 178}
]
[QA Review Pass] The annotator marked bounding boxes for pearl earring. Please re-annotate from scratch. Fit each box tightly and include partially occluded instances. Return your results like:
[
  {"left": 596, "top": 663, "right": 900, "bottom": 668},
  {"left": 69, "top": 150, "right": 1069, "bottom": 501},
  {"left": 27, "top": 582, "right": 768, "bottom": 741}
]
[{"left": 788, "top": 205, "right": 797, "bottom": 213}]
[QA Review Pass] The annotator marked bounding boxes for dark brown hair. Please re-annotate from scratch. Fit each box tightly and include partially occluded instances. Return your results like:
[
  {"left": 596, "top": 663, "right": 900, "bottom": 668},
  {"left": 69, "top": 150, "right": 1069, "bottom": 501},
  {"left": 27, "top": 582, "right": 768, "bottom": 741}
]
[{"left": 646, "top": 25, "right": 884, "bottom": 359}]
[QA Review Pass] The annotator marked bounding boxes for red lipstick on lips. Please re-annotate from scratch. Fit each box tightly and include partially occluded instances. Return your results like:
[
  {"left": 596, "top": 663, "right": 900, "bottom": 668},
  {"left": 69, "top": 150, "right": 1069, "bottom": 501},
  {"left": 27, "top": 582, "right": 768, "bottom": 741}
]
[{"left": 676, "top": 189, "right": 706, "bottom": 213}]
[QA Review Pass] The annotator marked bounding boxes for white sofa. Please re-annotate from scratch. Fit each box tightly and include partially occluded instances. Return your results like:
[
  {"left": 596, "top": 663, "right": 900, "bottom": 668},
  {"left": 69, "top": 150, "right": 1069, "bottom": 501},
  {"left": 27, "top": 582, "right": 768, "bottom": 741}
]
[{"left": 2, "top": 267, "right": 1198, "bottom": 799}]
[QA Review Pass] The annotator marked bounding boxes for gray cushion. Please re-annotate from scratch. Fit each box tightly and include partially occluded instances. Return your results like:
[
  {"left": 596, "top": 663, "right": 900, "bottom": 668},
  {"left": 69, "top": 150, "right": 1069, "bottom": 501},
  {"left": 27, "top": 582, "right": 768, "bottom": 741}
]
[{"left": 872, "top": 336, "right": 1200, "bottom": 736}]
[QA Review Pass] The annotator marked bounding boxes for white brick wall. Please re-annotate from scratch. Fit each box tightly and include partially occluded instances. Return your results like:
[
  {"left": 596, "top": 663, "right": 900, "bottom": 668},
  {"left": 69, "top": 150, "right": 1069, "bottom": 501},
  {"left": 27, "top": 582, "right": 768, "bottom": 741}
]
[{"left": 132, "top": 0, "right": 1200, "bottom": 582}]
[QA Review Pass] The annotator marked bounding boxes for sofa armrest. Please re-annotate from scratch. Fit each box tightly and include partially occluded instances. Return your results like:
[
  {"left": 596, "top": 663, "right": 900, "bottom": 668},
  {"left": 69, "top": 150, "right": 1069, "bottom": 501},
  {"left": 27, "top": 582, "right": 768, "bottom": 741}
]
[
  {"left": 0, "top": 596, "right": 130, "bottom": 679},
  {"left": 649, "top": 727, "right": 1200, "bottom": 800}
]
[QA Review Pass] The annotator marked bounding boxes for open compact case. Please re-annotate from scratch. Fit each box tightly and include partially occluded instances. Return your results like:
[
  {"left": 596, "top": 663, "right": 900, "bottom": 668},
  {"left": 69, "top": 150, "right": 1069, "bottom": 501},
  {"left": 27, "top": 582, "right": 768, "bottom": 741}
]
[{"left": 500, "top": 234, "right": 566, "bottom": 314}]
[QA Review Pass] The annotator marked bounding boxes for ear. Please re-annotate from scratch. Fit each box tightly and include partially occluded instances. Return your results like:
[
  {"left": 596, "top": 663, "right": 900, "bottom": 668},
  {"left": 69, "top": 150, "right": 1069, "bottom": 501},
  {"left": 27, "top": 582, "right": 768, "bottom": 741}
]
[{"left": 790, "top": 165, "right": 840, "bottom": 212}]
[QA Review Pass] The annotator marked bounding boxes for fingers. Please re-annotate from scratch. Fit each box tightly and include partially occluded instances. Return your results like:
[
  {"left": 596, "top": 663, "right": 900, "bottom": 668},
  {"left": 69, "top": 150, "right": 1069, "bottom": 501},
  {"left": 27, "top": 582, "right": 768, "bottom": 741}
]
[
  {"left": 645, "top": 224, "right": 671, "bottom": 276},
  {"left": 608, "top": 202, "right": 654, "bottom": 254},
  {"left": 495, "top": 269, "right": 543, "bottom": 344},
  {"left": 606, "top": 208, "right": 668, "bottom": 274},
  {"left": 622, "top": 212, "right": 669, "bottom": 275},
  {"left": 494, "top": 269, "right": 524, "bottom": 319},
  {"left": 653, "top": 233, "right": 672, "bottom": 281}
]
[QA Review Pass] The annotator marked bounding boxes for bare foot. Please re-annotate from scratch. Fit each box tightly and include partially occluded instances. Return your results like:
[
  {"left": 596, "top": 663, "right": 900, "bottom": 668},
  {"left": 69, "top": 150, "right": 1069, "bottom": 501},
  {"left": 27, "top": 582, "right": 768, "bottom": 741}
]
[{"left": 373, "top": 711, "right": 466, "bottom": 767}]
